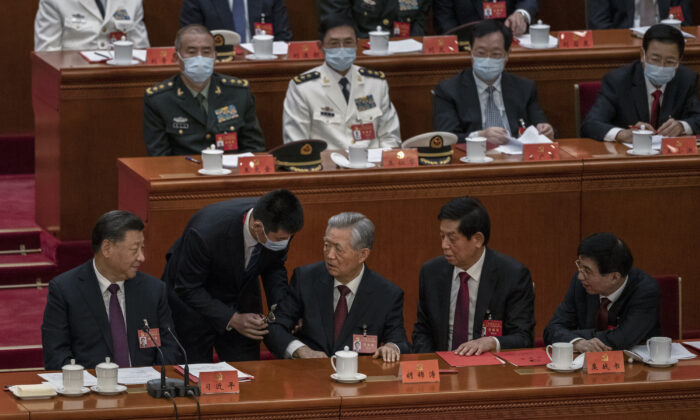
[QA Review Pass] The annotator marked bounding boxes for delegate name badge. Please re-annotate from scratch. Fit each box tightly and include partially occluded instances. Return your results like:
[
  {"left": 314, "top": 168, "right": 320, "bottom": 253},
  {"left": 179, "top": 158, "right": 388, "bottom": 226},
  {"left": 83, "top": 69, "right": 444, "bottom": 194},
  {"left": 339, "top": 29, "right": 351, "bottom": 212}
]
[
  {"left": 669, "top": 6, "right": 684, "bottom": 22},
  {"left": 137, "top": 328, "right": 160, "bottom": 349},
  {"left": 354, "top": 95, "right": 377, "bottom": 112},
  {"left": 482, "top": 319, "right": 503, "bottom": 337},
  {"left": 216, "top": 132, "right": 238, "bottom": 152},
  {"left": 483, "top": 1, "right": 507, "bottom": 19},
  {"left": 351, "top": 123, "right": 376, "bottom": 141},
  {"left": 254, "top": 22, "right": 274, "bottom": 35},
  {"left": 215, "top": 105, "right": 239, "bottom": 123},
  {"left": 393, "top": 21, "right": 410, "bottom": 38},
  {"left": 352, "top": 334, "right": 378, "bottom": 354}
]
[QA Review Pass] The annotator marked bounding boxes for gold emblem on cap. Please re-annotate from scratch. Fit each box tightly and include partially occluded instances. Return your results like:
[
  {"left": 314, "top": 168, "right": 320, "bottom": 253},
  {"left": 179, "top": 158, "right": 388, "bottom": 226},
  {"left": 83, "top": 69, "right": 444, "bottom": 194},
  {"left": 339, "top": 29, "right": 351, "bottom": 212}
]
[
  {"left": 383, "top": 19, "right": 389, "bottom": 25},
  {"left": 430, "top": 135, "right": 444, "bottom": 148},
  {"left": 214, "top": 34, "right": 224, "bottom": 47},
  {"left": 300, "top": 144, "right": 313, "bottom": 155},
  {"left": 397, "top": 151, "right": 405, "bottom": 159}
]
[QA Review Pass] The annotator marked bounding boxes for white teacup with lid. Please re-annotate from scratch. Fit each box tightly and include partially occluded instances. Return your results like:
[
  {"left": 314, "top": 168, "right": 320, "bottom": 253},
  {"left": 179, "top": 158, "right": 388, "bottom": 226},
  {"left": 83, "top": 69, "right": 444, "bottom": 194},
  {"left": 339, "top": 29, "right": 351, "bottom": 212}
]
[
  {"left": 113, "top": 37, "right": 134, "bottom": 65},
  {"left": 96, "top": 357, "right": 119, "bottom": 391},
  {"left": 62, "top": 359, "right": 84, "bottom": 393},
  {"left": 331, "top": 346, "right": 358, "bottom": 379},
  {"left": 369, "top": 26, "right": 390, "bottom": 53},
  {"left": 529, "top": 19, "right": 551, "bottom": 47},
  {"left": 253, "top": 33, "right": 274, "bottom": 57},
  {"left": 201, "top": 144, "right": 224, "bottom": 172},
  {"left": 660, "top": 14, "right": 682, "bottom": 30},
  {"left": 632, "top": 124, "right": 654, "bottom": 154}
]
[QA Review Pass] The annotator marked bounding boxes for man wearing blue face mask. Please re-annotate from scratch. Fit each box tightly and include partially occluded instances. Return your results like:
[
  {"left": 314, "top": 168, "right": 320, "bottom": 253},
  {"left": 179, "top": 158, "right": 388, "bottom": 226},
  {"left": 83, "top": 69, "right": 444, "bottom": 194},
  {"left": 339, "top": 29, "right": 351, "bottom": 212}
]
[
  {"left": 162, "top": 189, "right": 304, "bottom": 363},
  {"left": 282, "top": 14, "right": 401, "bottom": 150},
  {"left": 581, "top": 24, "right": 700, "bottom": 142},
  {"left": 433, "top": 20, "right": 554, "bottom": 146},
  {"left": 143, "top": 24, "right": 265, "bottom": 155}
]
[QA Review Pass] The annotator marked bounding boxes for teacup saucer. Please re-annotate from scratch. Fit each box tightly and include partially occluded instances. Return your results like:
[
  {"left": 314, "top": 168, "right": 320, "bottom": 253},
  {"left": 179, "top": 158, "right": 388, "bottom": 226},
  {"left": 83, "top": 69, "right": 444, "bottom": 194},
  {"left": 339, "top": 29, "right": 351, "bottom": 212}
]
[
  {"left": 645, "top": 357, "right": 678, "bottom": 368},
  {"left": 56, "top": 386, "right": 90, "bottom": 397},
  {"left": 106, "top": 59, "right": 140, "bottom": 66},
  {"left": 546, "top": 362, "right": 581, "bottom": 373},
  {"left": 460, "top": 156, "right": 494, "bottom": 164},
  {"left": 626, "top": 149, "right": 660, "bottom": 156},
  {"left": 90, "top": 384, "right": 127, "bottom": 395},
  {"left": 331, "top": 373, "right": 367, "bottom": 383},
  {"left": 198, "top": 168, "right": 232, "bottom": 176},
  {"left": 246, "top": 54, "right": 278, "bottom": 60},
  {"left": 362, "top": 49, "right": 391, "bottom": 56}
]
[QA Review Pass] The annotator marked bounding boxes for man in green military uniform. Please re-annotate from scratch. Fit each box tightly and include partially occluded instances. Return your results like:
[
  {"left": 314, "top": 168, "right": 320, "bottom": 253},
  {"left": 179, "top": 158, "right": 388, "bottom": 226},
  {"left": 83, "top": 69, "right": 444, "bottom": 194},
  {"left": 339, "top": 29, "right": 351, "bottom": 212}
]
[
  {"left": 143, "top": 24, "right": 265, "bottom": 156},
  {"left": 318, "top": 0, "right": 431, "bottom": 38}
]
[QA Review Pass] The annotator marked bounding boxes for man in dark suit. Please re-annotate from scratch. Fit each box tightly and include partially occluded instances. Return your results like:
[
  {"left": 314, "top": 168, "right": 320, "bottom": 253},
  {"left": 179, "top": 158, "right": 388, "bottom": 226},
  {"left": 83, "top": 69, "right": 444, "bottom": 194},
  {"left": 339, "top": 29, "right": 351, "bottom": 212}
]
[
  {"left": 581, "top": 24, "right": 700, "bottom": 142},
  {"left": 587, "top": 0, "right": 693, "bottom": 29},
  {"left": 180, "top": 0, "right": 292, "bottom": 41},
  {"left": 543, "top": 233, "right": 660, "bottom": 352},
  {"left": 433, "top": 20, "right": 553, "bottom": 146},
  {"left": 267, "top": 212, "right": 409, "bottom": 362},
  {"left": 434, "top": 0, "right": 538, "bottom": 36},
  {"left": 318, "top": 0, "right": 432, "bottom": 38},
  {"left": 163, "top": 189, "right": 304, "bottom": 363},
  {"left": 42, "top": 211, "right": 181, "bottom": 370},
  {"left": 412, "top": 197, "right": 534, "bottom": 355},
  {"left": 143, "top": 24, "right": 265, "bottom": 156}
]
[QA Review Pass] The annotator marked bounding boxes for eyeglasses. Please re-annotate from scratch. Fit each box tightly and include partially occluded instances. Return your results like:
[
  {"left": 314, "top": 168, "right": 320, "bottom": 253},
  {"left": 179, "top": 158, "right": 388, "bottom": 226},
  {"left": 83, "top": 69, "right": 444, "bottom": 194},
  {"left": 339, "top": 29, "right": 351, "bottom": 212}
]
[
  {"left": 261, "top": 303, "right": 277, "bottom": 324},
  {"left": 574, "top": 258, "right": 594, "bottom": 277}
]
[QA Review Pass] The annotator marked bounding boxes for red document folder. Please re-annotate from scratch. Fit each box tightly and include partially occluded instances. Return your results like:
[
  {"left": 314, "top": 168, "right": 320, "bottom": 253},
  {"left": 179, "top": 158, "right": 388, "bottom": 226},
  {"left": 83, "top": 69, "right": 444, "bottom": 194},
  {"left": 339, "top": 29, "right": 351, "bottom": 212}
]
[{"left": 436, "top": 351, "right": 505, "bottom": 367}]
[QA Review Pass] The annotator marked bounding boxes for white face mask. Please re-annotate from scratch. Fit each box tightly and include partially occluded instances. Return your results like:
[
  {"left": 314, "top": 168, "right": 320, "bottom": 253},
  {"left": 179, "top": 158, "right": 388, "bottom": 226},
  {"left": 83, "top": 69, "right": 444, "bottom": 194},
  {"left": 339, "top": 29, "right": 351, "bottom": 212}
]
[
  {"left": 256, "top": 224, "right": 289, "bottom": 251},
  {"left": 178, "top": 53, "right": 214, "bottom": 83},
  {"left": 472, "top": 56, "right": 505, "bottom": 82},
  {"left": 643, "top": 52, "right": 677, "bottom": 87}
]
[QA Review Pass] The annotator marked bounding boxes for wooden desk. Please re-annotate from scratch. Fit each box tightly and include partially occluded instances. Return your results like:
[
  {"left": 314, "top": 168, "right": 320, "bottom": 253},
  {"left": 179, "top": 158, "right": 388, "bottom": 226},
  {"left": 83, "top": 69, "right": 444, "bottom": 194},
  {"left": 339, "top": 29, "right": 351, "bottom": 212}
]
[
  {"left": 118, "top": 139, "right": 700, "bottom": 337},
  {"left": 32, "top": 28, "right": 700, "bottom": 240},
  {"left": 2, "top": 355, "right": 700, "bottom": 419}
]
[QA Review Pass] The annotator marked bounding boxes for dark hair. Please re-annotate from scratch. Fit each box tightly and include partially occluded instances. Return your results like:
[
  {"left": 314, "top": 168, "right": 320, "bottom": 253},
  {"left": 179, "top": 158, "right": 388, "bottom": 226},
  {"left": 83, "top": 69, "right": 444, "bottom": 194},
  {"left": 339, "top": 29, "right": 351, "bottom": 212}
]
[
  {"left": 577, "top": 232, "right": 633, "bottom": 277},
  {"left": 469, "top": 19, "right": 513, "bottom": 51},
  {"left": 438, "top": 196, "right": 490, "bottom": 245},
  {"left": 91, "top": 210, "right": 145, "bottom": 254},
  {"left": 319, "top": 14, "right": 358, "bottom": 41},
  {"left": 643, "top": 24, "right": 685, "bottom": 57},
  {"left": 252, "top": 189, "right": 304, "bottom": 234},
  {"left": 175, "top": 24, "right": 214, "bottom": 52}
]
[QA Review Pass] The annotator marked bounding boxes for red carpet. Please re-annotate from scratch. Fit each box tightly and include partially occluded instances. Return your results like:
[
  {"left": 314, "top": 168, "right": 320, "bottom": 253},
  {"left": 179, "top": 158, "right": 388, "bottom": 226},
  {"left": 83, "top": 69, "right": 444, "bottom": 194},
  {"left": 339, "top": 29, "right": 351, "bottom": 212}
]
[
  {"left": 0, "top": 174, "right": 36, "bottom": 229},
  {"left": 0, "top": 287, "right": 46, "bottom": 370}
]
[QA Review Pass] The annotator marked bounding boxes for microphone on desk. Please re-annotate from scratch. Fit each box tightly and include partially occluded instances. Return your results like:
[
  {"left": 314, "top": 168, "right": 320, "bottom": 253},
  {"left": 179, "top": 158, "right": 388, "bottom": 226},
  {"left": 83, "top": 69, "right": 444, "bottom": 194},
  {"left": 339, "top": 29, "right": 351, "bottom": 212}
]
[
  {"left": 167, "top": 326, "right": 201, "bottom": 396},
  {"left": 143, "top": 319, "right": 180, "bottom": 399}
]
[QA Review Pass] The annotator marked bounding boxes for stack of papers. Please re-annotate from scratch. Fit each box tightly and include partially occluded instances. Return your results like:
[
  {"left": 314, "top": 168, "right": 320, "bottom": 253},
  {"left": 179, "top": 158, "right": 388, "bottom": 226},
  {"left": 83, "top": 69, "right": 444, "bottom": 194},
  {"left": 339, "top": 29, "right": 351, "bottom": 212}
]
[
  {"left": 222, "top": 152, "right": 255, "bottom": 168},
  {"left": 683, "top": 341, "right": 700, "bottom": 351},
  {"left": 494, "top": 125, "right": 553, "bottom": 155},
  {"left": 80, "top": 49, "right": 147, "bottom": 63},
  {"left": 181, "top": 362, "right": 254, "bottom": 382},
  {"left": 630, "top": 27, "right": 696, "bottom": 39},
  {"left": 240, "top": 42, "right": 288, "bottom": 55},
  {"left": 388, "top": 39, "right": 423, "bottom": 54},
  {"left": 436, "top": 351, "right": 505, "bottom": 367},
  {"left": 628, "top": 343, "right": 696, "bottom": 362},
  {"left": 38, "top": 371, "right": 98, "bottom": 388},
  {"left": 117, "top": 367, "right": 162, "bottom": 385}
]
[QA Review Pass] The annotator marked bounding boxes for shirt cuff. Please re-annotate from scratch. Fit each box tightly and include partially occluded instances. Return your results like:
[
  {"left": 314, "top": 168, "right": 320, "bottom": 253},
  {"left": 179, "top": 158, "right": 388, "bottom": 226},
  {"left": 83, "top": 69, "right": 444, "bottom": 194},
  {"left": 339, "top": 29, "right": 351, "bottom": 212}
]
[
  {"left": 468, "top": 130, "right": 481, "bottom": 138},
  {"left": 570, "top": 337, "right": 583, "bottom": 344},
  {"left": 516, "top": 9, "right": 532, "bottom": 24},
  {"left": 604, "top": 127, "right": 623, "bottom": 142},
  {"left": 680, "top": 120, "right": 692, "bottom": 135},
  {"left": 285, "top": 340, "right": 305, "bottom": 358},
  {"left": 491, "top": 336, "right": 501, "bottom": 352}
]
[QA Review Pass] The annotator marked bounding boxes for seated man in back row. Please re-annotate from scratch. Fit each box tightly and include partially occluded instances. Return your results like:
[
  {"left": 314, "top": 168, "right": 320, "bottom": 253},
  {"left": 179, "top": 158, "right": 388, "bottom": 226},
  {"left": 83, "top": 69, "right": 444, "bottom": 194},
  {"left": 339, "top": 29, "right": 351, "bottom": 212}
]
[
  {"left": 433, "top": 20, "right": 553, "bottom": 146},
  {"left": 581, "top": 24, "right": 700, "bottom": 142},
  {"left": 282, "top": 14, "right": 401, "bottom": 150},
  {"left": 143, "top": 24, "right": 265, "bottom": 156}
]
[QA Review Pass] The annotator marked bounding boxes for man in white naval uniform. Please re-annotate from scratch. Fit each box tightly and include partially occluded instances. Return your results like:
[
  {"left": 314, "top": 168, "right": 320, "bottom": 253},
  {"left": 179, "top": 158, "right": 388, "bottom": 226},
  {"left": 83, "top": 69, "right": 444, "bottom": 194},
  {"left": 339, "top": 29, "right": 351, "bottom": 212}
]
[
  {"left": 34, "top": 0, "right": 150, "bottom": 51},
  {"left": 282, "top": 14, "right": 401, "bottom": 150}
]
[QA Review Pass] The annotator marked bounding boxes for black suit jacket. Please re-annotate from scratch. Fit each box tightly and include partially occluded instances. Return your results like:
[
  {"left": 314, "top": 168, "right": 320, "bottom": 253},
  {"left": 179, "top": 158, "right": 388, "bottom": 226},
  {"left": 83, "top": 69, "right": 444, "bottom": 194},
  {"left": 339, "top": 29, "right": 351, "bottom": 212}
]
[
  {"left": 179, "top": 0, "right": 292, "bottom": 41},
  {"left": 41, "top": 261, "right": 181, "bottom": 370},
  {"left": 412, "top": 249, "right": 535, "bottom": 353},
  {"left": 543, "top": 268, "right": 661, "bottom": 350},
  {"left": 266, "top": 262, "right": 410, "bottom": 357},
  {"left": 433, "top": 69, "right": 549, "bottom": 142},
  {"left": 587, "top": 0, "right": 693, "bottom": 29},
  {"left": 162, "top": 197, "right": 290, "bottom": 361},
  {"left": 580, "top": 61, "right": 700, "bottom": 140},
  {"left": 434, "top": 0, "right": 539, "bottom": 34},
  {"left": 319, "top": 0, "right": 432, "bottom": 38}
]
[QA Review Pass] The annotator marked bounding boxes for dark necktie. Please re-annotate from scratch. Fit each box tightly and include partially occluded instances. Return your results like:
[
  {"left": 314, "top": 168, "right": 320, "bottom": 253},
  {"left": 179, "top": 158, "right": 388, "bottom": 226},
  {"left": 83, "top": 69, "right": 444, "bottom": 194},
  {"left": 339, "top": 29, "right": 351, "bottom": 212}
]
[
  {"left": 95, "top": 0, "right": 106, "bottom": 19},
  {"left": 246, "top": 243, "right": 263, "bottom": 274},
  {"left": 196, "top": 93, "right": 207, "bottom": 121},
  {"left": 596, "top": 297, "right": 611, "bottom": 331},
  {"left": 339, "top": 77, "right": 350, "bottom": 104},
  {"left": 452, "top": 272, "right": 471, "bottom": 350},
  {"left": 107, "top": 284, "right": 130, "bottom": 367},
  {"left": 232, "top": 0, "right": 247, "bottom": 43},
  {"left": 333, "top": 285, "right": 351, "bottom": 342},
  {"left": 650, "top": 89, "right": 662, "bottom": 129}
]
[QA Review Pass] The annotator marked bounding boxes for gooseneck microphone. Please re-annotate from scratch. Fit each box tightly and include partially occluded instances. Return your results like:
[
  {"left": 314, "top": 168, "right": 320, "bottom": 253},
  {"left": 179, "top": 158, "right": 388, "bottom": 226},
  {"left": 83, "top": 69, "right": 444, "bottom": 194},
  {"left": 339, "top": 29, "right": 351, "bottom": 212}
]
[
  {"left": 167, "top": 327, "right": 201, "bottom": 396},
  {"left": 143, "top": 319, "right": 180, "bottom": 399}
]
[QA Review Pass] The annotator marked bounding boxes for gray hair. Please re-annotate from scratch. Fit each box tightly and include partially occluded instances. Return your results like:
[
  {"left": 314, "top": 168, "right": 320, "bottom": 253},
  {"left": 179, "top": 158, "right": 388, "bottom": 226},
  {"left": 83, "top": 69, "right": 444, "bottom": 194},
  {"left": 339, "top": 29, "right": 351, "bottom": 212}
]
[
  {"left": 174, "top": 24, "right": 214, "bottom": 52},
  {"left": 326, "top": 212, "right": 374, "bottom": 250}
]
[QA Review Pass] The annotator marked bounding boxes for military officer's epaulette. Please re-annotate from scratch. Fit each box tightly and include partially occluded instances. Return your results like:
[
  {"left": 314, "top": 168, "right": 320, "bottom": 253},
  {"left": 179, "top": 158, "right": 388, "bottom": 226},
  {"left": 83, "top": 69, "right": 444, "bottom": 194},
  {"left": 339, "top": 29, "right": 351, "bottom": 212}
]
[
  {"left": 358, "top": 68, "right": 386, "bottom": 80},
  {"left": 219, "top": 76, "right": 250, "bottom": 88},
  {"left": 145, "top": 79, "right": 176, "bottom": 96},
  {"left": 293, "top": 71, "right": 320, "bottom": 84}
]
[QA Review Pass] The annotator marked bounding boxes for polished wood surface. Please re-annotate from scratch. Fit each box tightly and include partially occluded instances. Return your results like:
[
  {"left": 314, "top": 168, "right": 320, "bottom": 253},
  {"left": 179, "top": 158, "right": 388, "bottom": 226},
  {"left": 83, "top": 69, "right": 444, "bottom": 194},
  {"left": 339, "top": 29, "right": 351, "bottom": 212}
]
[
  {"left": 2, "top": 354, "right": 700, "bottom": 419},
  {"left": 32, "top": 28, "right": 700, "bottom": 241}
]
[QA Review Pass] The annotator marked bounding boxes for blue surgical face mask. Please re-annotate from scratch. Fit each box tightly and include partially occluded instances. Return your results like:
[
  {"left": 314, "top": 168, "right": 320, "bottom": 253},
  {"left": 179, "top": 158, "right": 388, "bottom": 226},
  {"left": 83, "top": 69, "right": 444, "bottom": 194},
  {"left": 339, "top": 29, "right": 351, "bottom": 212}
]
[
  {"left": 258, "top": 226, "right": 290, "bottom": 251},
  {"left": 472, "top": 57, "right": 505, "bottom": 82},
  {"left": 643, "top": 54, "right": 677, "bottom": 87},
  {"left": 179, "top": 53, "right": 215, "bottom": 84},
  {"left": 324, "top": 47, "right": 356, "bottom": 72}
]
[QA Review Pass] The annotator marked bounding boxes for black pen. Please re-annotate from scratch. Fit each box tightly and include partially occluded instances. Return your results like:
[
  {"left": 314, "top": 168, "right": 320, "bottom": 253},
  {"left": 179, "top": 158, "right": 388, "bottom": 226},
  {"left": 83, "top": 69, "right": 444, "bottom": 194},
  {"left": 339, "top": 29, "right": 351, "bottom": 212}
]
[
  {"left": 185, "top": 156, "right": 201, "bottom": 165},
  {"left": 95, "top": 51, "right": 112, "bottom": 60}
]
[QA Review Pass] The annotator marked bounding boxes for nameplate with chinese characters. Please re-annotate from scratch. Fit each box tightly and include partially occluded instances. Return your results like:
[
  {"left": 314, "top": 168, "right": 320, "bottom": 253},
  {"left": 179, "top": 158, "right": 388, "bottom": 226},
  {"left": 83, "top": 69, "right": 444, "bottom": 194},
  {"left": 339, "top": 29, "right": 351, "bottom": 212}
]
[
  {"left": 146, "top": 47, "right": 176, "bottom": 65},
  {"left": 382, "top": 149, "right": 418, "bottom": 168},
  {"left": 400, "top": 359, "right": 440, "bottom": 383},
  {"left": 238, "top": 155, "right": 275, "bottom": 175},
  {"left": 523, "top": 143, "right": 560, "bottom": 161},
  {"left": 422, "top": 36, "right": 458, "bottom": 54},
  {"left": 200, "top": 371, "right": 239, "bottom": 394},
  {"left": 287, "top": 42, "right": 323, "bottom": 60},
  {"left": 662, "top": 137, "right": 697, "bottom": 155},
  {"left": 558, "top": 31, "right": 594, "bottom": 49},
  {"left": 585, "top": 351, "right": 625, "bottom": 374}
]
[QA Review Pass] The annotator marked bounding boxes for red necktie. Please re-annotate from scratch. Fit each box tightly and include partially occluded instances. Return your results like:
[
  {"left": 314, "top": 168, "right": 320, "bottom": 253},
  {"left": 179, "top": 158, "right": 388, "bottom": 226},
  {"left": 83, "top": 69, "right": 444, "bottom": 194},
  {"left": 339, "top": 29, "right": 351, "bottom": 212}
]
[
  {"left": 107, "top": 284, "right": 130, "bottom": 367},
  {"left": 333, "top": 285, "right": 351, "bottom": 342},
  {"left": 596, "top": 297, "right": 611, "bottom": 331},
  {"left": 452, "top": 272, "right": 470, "bottom": 350},
  {"left": 650, "top": 89, "right": 662, "bottom": 129}
]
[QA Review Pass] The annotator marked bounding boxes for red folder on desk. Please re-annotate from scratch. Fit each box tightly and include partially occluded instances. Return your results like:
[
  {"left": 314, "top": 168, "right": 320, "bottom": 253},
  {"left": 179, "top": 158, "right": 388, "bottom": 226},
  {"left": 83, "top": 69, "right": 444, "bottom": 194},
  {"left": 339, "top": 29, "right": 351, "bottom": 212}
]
[
  {"left": 495, "top": 348, "right": 550, "bottom": 367},
  {"left": 436, "top": 351, "right": 505, "bottom": 367}
]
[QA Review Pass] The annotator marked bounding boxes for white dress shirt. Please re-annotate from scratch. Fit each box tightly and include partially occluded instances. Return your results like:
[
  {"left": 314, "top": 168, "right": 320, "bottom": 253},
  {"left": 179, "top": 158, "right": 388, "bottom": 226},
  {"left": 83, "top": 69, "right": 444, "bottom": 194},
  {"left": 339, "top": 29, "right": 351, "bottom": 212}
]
[
  {"left": 469, "top": 73, "right": 512, "bottom": 137},
  {"left": 242, "top": 208, "right": 258, "bottom": 268}
]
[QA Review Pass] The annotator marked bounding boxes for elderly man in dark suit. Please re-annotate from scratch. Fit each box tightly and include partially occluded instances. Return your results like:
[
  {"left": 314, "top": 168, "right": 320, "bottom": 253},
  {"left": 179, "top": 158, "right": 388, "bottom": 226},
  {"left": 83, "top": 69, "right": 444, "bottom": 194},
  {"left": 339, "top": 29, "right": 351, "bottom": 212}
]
[
  {"left": 180, "top": 0, "right": 292, "bottom": 41},
  {"left": 433, "top": 20, "right": 553, "bottom": 146},
  {"left": 267, "top": 212, "right": 409, "bottom": 362},
  {"left": 412, "top": 196, "right": 534, "bottom": 355},
  {"left": 163, "top": 189, "right": 304, "bottom": 363},
  {"left": 544, "top": 233, "right": 661, "bottom": 352},
  {"left": 587, "top": 0, "right": 693, "bottom": 29},
  {"left": 581, "top": 24, "right": 700, "bottom": 142},
  {"left": 42, "top": 211, "right": 181, "bottom": 370},
  {"left": 434, "top": 0, "right": 538, "bottom": 36}
]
